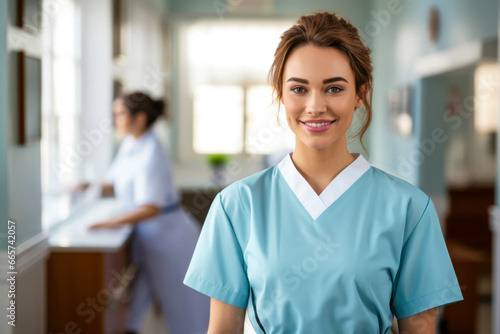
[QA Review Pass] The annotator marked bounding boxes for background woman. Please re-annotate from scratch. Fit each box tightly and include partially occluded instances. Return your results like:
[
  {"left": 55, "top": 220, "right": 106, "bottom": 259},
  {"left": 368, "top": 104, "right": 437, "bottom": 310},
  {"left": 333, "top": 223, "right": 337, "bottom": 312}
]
[
  {"left": 88, "top": 92, "right": 209, "bottom": 334},
  {"left": 183, "top": 12, "right": 463, "bottom": 334}
]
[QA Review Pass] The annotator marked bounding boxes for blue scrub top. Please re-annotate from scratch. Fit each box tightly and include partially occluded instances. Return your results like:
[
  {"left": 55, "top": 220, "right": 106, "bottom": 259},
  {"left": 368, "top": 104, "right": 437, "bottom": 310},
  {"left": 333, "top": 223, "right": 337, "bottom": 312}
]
[{"left": 183, "top": 152, "right": 463, "bottom": 333}]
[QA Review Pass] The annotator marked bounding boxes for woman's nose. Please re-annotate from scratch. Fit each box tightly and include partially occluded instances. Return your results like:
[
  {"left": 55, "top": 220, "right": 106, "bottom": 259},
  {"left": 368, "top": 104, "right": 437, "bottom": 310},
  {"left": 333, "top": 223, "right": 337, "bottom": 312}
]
[{"left": 305, "top": 91, "right": 327, "bottom": 114}]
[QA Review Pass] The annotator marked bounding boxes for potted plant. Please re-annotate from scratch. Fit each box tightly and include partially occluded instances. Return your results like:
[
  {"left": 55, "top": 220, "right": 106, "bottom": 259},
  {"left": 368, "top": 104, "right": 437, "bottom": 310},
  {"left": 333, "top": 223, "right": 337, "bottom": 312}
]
[{"left": 205, "top": 153, "right": 231, "bottom": 186}]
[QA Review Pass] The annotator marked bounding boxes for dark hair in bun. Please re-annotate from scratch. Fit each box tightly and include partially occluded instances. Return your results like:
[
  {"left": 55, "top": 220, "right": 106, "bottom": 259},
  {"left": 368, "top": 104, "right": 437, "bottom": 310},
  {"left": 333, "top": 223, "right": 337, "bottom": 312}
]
[{"left": 119, "top": 91, "right": 167, "bottom": 129}]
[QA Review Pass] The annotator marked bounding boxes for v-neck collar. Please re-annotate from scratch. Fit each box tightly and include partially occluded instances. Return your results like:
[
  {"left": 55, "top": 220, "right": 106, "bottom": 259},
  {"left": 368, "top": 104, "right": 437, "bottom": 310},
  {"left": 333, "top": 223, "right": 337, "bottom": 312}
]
[{"left": 277, "top": 152, "right": 371, "bottom": 221}]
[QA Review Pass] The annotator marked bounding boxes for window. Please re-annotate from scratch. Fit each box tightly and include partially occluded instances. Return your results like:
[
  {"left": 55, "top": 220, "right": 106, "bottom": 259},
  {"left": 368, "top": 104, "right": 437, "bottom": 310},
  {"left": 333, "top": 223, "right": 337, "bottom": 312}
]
[
  {"left": 193, "top": 85, "right": 244, "bottom": 154},
  {"left": 183, "top": 20, "right": 295, "bottom": 157},
  {"left": 41, "top": 0, "right": 81, "bottom": 229},
  {"left": 245, "top": 85, "right": 293, "bottom": 154}
]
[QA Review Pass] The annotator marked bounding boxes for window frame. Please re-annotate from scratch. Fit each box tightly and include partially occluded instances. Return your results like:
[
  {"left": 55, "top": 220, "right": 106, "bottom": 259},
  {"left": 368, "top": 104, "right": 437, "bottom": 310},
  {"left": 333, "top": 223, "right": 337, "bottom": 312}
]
[{"left": 176, "top": 19, "right": 295, "bottom": 166}]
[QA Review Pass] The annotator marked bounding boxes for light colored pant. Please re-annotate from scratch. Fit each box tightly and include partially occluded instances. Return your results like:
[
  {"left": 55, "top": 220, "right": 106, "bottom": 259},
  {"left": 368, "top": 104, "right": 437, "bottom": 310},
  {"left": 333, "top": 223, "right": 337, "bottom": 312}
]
[{"left": 127, "top": 209, "right": 210, "bottom": 334}]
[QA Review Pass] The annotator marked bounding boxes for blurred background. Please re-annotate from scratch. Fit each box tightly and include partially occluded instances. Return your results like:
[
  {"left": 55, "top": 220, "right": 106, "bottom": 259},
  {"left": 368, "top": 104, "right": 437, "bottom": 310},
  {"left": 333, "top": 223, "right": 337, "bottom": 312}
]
[{"left": 0, "top": 0, "right": 499, "bottom": 333}]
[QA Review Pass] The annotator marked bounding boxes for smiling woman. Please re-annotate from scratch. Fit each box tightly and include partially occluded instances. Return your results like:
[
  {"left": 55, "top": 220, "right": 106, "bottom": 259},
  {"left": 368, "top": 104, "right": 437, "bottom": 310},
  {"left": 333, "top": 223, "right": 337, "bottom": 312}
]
[
  {"left": 183, "top": 11, "right": 463, "bottom": 334},
  {"left": 282, "top": 46, "right": 362, "bottom": 152},
  {"left": 268, "top": 13, "right": 373, "bottom": 155}
]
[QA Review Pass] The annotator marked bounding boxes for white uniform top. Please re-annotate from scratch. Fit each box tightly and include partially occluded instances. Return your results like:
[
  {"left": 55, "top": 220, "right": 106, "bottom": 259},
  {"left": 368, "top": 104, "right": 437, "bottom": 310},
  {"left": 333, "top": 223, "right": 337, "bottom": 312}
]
[{"left": 106, "top": 129, "right": 179, "bottom": 214}]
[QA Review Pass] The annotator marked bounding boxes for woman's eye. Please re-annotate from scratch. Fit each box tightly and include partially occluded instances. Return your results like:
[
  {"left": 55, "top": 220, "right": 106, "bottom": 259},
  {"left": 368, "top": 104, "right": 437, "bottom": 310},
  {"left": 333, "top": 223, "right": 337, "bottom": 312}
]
[
  {"left": 327, "top": 86, "right": 343, "bottom": 93},
  {"left": 291, "top": 86, "right": 306, "bottom": 94}
]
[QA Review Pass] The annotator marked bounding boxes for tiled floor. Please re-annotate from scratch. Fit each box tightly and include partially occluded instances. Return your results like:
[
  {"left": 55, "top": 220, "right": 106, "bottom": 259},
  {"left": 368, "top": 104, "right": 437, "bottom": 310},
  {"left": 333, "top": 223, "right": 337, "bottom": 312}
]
[
  {"left": 477, "top": 301, "right": 492, "bottom": 334},
  {"left": 477, "top": 270, "right": 493, "bottom": 334},
  {"left": 141, "top": 303, "right": 168, "bottom": 334}
]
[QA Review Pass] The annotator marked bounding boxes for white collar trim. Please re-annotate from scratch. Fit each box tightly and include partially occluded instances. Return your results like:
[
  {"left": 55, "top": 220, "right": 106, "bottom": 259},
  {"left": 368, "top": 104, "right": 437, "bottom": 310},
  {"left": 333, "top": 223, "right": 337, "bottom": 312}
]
[{"left": 278, "top": 152, "right": 371, "bottom": 220}]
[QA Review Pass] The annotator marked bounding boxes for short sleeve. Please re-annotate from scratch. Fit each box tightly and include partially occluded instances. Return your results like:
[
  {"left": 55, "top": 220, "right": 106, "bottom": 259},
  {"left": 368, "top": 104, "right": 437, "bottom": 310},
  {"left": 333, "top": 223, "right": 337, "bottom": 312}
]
[
  {"left": 391, "top": 197, "right": 464, "bottom": 319},
  {"left": 133, "top": 159, "right": 169, "bottom": 208},
  {"left": 183, "top": 192, "right": 249, "bottom": 308}
]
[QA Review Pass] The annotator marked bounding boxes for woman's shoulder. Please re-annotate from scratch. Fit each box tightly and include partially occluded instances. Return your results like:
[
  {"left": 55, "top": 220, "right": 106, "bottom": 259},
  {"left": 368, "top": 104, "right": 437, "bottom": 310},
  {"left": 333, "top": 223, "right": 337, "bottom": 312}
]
[
  {"left": 140, "top": 132, "right": 170, "bottom": 162},
  {"left": 367, "top": 165, "right": 431, "bottom": 223},
  {"left": 368, "top": 165, "right": 429, "bottom": 199},
  {"left": 218, "top": 164, "right": 277, "bottom": 208}
]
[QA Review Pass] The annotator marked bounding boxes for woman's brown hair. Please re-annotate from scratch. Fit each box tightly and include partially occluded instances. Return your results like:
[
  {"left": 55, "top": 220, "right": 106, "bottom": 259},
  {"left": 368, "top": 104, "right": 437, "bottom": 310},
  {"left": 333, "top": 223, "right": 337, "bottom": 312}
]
[
  {"left": 267, "top": 11, "right": 373, "bottom": 153},
  {"left": 119, "top": 91, "right": 166, "bottom": 129}
]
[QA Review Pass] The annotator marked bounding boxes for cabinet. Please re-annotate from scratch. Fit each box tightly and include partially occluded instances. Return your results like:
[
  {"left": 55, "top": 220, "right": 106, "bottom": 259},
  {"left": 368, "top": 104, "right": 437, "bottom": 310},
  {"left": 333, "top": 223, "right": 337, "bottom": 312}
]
[
  {"left": 46, "top": 241, "right": 133, "bottom": 334},
  {"left": 180, "top": 188, "right": 221, "bottom": 226}
]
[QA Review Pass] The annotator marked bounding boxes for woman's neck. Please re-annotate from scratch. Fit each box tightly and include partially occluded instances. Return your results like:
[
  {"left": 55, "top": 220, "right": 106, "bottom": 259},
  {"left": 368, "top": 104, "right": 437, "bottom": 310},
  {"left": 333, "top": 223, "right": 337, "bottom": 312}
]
[
  {"left": 291, "top": 139, "right": 355, "bottom": 195},
  {"left": 131, "top": 128, "right": 149, "bottom": 140}
]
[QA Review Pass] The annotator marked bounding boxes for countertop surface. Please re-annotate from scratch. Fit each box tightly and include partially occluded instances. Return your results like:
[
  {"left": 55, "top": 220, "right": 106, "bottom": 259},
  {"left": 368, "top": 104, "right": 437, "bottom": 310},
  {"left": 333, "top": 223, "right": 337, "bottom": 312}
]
[{"left": 48, "top": 198, "right": 132, "bottom": 253}]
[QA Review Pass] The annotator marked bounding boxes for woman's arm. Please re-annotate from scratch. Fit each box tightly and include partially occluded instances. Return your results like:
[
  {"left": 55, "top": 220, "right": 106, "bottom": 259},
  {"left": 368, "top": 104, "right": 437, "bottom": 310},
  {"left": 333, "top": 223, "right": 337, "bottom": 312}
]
[
  {"left": 101, "top": 182, "right": 114, "bottom": 197},
  {"left": 66, "top": 182, "right": 114, "bottom": 197},
  {"left": 397, "top": 308, "right": 436, "bottom": 334},
  {"left": 207, "top": 298, "right": 246, "bottom": 334},
  {"left": 88, "top": 204, "right": 160, "bottom": 229}
]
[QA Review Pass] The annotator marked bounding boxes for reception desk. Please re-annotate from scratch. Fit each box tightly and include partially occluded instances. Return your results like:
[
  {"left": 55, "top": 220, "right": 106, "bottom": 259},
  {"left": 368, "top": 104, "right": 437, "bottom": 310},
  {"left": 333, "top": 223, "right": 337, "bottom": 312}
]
[
  {"left": 45, "top": 189, "right": 221, "bottom": 334},
  {"left": 46, "top": 199, "right": 134, "bottom": 334}
]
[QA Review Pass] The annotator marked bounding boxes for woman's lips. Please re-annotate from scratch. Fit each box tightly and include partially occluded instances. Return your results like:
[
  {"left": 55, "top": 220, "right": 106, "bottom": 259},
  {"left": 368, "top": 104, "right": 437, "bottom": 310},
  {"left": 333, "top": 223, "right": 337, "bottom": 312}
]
[{"left": 300, "top": 120, "right": 336, "bottom": 132}]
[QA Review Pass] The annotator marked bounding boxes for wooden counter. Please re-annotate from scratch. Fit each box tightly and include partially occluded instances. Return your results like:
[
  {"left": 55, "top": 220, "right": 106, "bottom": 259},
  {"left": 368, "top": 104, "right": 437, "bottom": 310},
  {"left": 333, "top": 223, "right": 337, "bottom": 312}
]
[{"left": 46, "top": 199, "right": 134, "bottom": 334}]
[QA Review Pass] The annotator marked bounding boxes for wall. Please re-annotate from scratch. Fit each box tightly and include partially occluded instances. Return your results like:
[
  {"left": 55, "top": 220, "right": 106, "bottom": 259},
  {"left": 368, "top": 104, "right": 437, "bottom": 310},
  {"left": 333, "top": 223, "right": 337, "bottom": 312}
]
[
  {"left": 498, "top": 0, "right": 500, "bottom": 207},
  {"left": 0, "top": 0, "right": 8, "bottom": 251},
  {"left": 368, "top": 0, "right": 499, "bottom": 192},
  {"left": 169, "top": 0, "right": 368, "bottom": 23},
  {"left": 6, "top": 0, "right": 43, "bottom": 245},
  {"left": 0, "top": 1, "right": 10, "bottom": 332}
]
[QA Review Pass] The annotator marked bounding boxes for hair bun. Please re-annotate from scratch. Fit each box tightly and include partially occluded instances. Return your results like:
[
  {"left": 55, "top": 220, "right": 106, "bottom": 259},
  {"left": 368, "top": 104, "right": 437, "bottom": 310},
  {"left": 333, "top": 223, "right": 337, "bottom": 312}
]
[
  {"left": 120, "top": 92, "right": 168, "bottom": 128},
  {"left": 152, "top": 99, "right": 165, "bottom": 117}
]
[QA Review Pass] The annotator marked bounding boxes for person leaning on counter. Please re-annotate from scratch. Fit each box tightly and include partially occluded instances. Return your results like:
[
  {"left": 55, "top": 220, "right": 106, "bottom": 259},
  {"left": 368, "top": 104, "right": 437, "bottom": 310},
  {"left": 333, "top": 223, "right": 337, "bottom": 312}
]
[{"left": 86, "top": 91, "right": 209, "bottom": 334}]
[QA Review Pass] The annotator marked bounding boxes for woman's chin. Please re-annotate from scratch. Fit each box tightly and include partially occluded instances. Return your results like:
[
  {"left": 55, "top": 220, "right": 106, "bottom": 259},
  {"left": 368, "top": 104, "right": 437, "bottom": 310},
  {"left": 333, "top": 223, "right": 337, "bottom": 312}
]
[{"left": 301, "top": 138, "right": 338, "bottom": 151}]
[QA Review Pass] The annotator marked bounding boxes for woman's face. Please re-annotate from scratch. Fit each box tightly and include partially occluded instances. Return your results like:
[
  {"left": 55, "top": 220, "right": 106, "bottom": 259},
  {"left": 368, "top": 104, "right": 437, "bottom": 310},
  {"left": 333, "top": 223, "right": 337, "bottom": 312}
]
[
  {"left": 113, "top": 99, "right": 133, "bottom": 134},
  {"left": 113, "top": 98, "right": 146, "bottom": 135},
  {"left": 281, "top": 45, "right": 363, "bottom": 151}
]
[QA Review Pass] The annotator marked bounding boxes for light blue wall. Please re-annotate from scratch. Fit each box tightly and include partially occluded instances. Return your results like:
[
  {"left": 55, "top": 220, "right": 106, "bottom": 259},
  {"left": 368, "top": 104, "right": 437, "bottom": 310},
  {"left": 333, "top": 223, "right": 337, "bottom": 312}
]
[
  {"left": 368, "top": 0, "right": 498, "bottom": 194},
  {"left": 6, "top": 0, "right": 43, "bottom": 245},
  {"left": 417, "top": 75, "right": 448, "bottom": 195},
  {"left": 498, "top": 1, "right": 500, "bottom": 207},
  {"left": 0, "top": 0, "right": 8, "bottom": 251},
  {"left": 170, "top": 0, "right": 369, "bottom": 24}
]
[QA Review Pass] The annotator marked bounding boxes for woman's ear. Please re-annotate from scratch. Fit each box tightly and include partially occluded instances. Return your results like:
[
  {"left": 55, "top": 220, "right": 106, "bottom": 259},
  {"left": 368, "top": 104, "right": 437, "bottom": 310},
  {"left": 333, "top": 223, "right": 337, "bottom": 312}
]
[{"left": 355, "top": 84, "right": 367, "bottom": 109}]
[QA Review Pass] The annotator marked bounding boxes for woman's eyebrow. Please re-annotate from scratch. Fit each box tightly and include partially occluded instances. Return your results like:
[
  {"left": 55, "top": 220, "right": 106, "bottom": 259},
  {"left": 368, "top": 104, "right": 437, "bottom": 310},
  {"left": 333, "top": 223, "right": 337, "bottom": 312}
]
[
  {"left": 323, "top": 77, "right": 348, "bottom": 84},
  {"left": 286, "top": 77, "right": 349, "bottom": 84}
]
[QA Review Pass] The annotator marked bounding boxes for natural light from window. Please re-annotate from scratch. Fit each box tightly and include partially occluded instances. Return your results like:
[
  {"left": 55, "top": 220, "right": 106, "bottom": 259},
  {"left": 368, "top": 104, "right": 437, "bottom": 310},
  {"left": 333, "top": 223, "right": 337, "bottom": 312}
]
[
  {"left": 193, "top": 85, "right": 244, "bottom": 153},
  {"left": 186, "top": 20, "right": 295, "bottom": 155},
  {"left": 41, "top": 0, "right": 80, "bottom": 229}
]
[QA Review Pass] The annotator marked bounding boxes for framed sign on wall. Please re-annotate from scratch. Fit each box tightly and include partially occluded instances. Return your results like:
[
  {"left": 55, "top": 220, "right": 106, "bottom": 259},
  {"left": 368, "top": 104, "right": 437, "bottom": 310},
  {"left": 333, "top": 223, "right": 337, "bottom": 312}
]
[
  {"left": 16, "top": 0, "right": 42, "bottom": 32},
  {"left": 112, "top": 0, "right": 129, "bottom": 62},
  {"left": 17, "top": 51, "right": 42, "bottom": 145}
]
